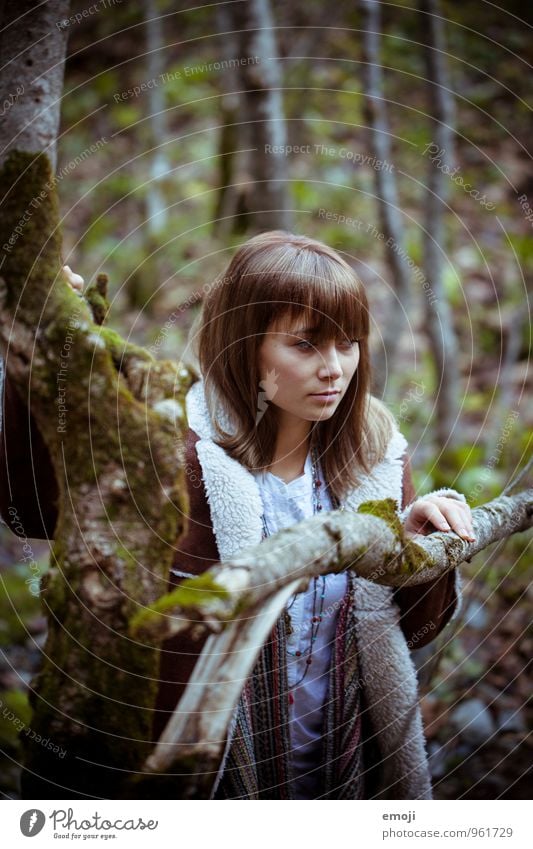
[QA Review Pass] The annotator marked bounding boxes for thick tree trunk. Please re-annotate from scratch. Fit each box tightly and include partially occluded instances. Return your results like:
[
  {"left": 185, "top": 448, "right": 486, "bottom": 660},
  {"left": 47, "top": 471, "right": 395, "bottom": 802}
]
[
  {"left": 360, "top": 0, "right": 411, "bottom": 394},
  {"left": 0, "top": 2, "right": 193, "bottom": 796},
  {"left": 0, "top": 0, "right": 70, "bottom": 172},
  {"left": 419, "top": 0, "right": 461, "bottom": 447},
  {"left": 0, "top": 151, "right": 192, "bottom": 798},
  {"left": 229, "top": 0, "right": 292, "bottom": 232}
]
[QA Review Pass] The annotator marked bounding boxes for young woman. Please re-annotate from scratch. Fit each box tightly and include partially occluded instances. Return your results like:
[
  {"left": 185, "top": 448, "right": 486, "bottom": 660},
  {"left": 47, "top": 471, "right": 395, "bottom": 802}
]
[
  {"left": 0, "top": 231, "right": 473, "bottom": 800},
  {"left": 155, "top": 230, "right": 473, "bottom": 800}
]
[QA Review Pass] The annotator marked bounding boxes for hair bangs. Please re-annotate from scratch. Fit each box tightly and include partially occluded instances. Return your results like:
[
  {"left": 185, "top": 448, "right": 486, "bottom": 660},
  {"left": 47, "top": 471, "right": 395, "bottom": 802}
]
[{"left": 257, "top": 246, "right": 369, "bottom": 343}]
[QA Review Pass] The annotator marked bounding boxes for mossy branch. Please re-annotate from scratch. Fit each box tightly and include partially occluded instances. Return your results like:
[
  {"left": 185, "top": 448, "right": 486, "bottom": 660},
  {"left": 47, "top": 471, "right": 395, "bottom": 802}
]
[{"left": 131, "top": 489, "right": 533, "bottom": 645}]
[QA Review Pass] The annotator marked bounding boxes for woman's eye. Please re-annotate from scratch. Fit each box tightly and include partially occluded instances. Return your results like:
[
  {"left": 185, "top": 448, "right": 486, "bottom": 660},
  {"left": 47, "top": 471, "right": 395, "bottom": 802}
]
[{"left": 295, "top": 338, "right": 358, "bottom": 350}]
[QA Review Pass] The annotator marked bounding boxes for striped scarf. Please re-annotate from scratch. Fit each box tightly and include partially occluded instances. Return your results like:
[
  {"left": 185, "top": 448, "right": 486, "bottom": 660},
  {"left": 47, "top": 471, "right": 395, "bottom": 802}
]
[{"left": 214, "top": 573, "right": 365, "bottom": 799}]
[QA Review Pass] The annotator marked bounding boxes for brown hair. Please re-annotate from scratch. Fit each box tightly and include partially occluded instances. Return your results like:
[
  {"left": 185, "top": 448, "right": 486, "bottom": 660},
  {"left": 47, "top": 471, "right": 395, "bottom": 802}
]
[{"left": 190, "top": 231, "right": 394, "bottom": 504}]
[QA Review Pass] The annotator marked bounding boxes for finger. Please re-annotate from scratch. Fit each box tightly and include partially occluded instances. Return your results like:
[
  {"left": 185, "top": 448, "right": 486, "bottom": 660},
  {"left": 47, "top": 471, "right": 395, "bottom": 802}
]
[
  {"left": 437, "top": 504, "right": 476, "bottom": 540},
  {"left": 445, "top": 503, "right": 475, "bottom": 538},
  {"left": 415, "top": 503, "right": 452, "bottom": 533},
  {"left": 62, "top": 265, "right": 84, "bottom": 291},
  {"left": 424, "top": 497, "right": 475, "bottom": 538}
]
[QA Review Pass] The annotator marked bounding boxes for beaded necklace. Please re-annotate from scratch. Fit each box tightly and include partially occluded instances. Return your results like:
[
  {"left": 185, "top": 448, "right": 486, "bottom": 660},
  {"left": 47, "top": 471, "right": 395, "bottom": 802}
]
[{"left": 260, "top": 445, "right": 327, "bottom": 687}]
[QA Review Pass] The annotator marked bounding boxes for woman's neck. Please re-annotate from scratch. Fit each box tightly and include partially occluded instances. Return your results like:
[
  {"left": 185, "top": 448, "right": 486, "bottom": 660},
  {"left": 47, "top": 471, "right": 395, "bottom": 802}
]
[{"left": 267, "top": 417, "right": 312, "bottom": 483}]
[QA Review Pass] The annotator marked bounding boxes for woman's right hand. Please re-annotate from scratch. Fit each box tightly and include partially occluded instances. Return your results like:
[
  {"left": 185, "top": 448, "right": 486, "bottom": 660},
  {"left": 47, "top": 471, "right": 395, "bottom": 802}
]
[{"left": 62, "top": 265, "right": 84, "bottom": 295}]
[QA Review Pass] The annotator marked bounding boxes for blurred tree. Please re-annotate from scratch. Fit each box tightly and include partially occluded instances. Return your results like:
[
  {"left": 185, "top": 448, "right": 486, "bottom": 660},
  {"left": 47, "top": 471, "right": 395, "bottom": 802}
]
[
  {"left": 360, "top": 0, "right": 411, "bottom": 394},
  {"left": 419, "top": 0, "right": 461, "bottom": 448},
  {"left": 125, "top": 0, "right": 170, "bottom": 312},
  {"left": 211, "top": 2, "right": 247, "bottom": 238},
  {"left": 144, "top": 0, "right": 169, "bottom": 237},
  {"left": 227, "top": 0, "right": 292, "bottom": 232},
  {"left": 360, "top": 0, "right": 463, "bottom": 446}
]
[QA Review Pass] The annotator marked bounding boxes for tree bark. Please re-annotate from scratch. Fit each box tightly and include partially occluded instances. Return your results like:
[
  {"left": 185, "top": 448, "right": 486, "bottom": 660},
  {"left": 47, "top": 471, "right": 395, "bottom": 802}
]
[
  {"left": 0, "top": 150, "right": 193, "bottom": 798},
  {"left": 212, "top": 2, "right": 248, "bottom": 237},
  {"left": 125, "top": 0, "right": 170, "bottom": 312},
  {"left": 228, "top": 0, "right": 292, "bottom": 232},
  {"left": 0, "top": 0, "right": 70, "bottom": 172}
]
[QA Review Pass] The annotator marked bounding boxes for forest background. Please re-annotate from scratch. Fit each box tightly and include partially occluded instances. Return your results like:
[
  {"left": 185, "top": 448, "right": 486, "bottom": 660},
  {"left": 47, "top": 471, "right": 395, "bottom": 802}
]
[{"left": 0, "top": 0, "right": 531, "bottom": 799}]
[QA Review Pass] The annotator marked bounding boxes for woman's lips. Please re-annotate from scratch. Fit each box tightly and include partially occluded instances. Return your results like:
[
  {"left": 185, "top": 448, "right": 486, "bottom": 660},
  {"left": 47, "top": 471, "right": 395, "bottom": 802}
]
[{"left": 309, "top": 391, "right": 340, "bottom": 402}]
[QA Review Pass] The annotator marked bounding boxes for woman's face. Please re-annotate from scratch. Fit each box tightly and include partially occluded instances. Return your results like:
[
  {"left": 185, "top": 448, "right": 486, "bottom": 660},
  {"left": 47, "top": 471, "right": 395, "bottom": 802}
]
[{"left": 257, "top": 314, "right": 360, "bottom": 429}]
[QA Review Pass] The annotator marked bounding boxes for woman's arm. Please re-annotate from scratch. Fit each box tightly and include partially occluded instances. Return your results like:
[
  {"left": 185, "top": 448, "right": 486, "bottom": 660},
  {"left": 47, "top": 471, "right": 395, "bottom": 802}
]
[{"left": 394, "top": 455, "right": 461, "bottom": 649}]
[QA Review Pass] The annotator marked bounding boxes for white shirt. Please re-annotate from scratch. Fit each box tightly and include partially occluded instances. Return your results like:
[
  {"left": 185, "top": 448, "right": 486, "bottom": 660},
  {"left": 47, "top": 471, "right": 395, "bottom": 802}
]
[{"left": 253, "top": 452, "right": 348, "bottom": 797}]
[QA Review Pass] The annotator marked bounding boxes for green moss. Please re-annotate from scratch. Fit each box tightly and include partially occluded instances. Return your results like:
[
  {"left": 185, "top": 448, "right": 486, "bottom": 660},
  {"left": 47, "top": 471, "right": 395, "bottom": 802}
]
[
  {"left": 85, "top": 272, "right": 110, "bottom": 325},
  {"left": 402, "top": 538, "right": 433, "bottom": 574},
  {"left": 358, "top": 498, "right": 404, "bottom": 536},
  {"left": 0, "top": 152, "right": 62, "bottom": 314},
  {"left": 346, "top": 546, "right": 366, "bottom": 568},
  {"left": 130, "top": 572, "right": 230, "bottom": 638},
  {"left": 0, "top": 690, "right": 31, "bottom": 749},
  {"left": 99, "top": 326, "right": 153, "bottom": 365},
  {"left": 358, "top": 498, "right": 434, "bottom": 576},
  {"left": 0, "top": 567, "right": 43, "bottom": 646}
]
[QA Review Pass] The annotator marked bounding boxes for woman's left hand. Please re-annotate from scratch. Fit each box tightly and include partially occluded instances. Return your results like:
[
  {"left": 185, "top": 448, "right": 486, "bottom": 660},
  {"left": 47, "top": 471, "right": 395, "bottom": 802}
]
[
  {"left": 62, "top": 265, "right": 84, "bottom": 295},
  {"left": 404, "top": 495, "right": 475, "bottom": 541}
]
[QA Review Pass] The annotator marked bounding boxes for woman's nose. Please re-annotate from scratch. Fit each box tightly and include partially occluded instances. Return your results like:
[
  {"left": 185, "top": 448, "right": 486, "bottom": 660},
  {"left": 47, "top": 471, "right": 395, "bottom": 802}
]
[{"left": 317, "top": 346, "right": 342, "bottom": 379}]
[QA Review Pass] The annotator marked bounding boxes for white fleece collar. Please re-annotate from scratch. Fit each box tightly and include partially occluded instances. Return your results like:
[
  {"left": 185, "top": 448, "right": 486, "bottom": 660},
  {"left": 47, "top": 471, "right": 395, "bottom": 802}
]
[
  {"left": 186, "top": 379, "right": 408, "bottom": 561},
  {"left": 186, "top": 380, "right": 264, "bottom": 558}
]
